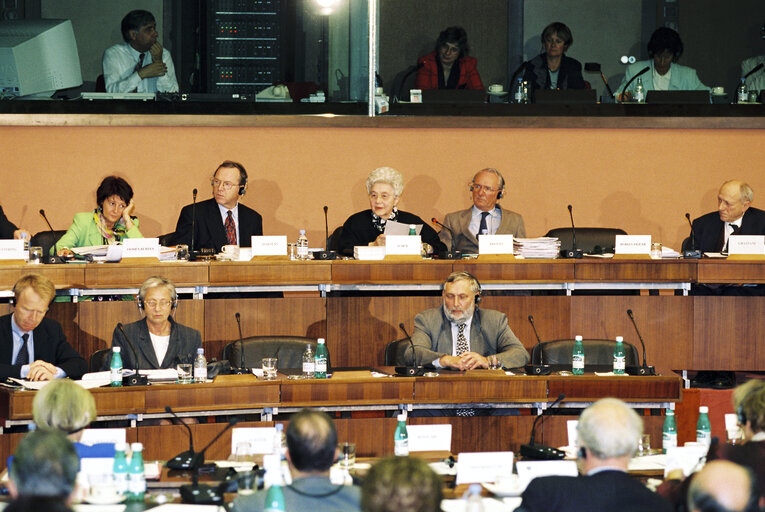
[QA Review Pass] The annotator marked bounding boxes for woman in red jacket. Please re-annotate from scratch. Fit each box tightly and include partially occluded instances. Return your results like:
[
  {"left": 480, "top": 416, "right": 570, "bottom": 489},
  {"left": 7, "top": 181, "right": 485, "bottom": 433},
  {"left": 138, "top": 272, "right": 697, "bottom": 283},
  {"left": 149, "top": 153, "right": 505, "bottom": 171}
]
[{"left": 415, "top": 26, "right": 483, "bottom": 90}]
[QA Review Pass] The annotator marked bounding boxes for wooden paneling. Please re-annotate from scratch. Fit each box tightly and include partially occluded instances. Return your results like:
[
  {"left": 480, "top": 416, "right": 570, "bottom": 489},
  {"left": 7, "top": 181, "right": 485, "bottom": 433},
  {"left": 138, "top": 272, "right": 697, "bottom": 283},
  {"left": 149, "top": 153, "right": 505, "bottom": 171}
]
[
  {"left": 209, "top": 261, "right": 331, "bottom": 285},
  {"left": 456, "top": 260, "right": 574, "bottom": 282},
  {"left": 575, "top": 260, "right": 696, "bottom": 282},
  {"left": 547, "top": 372, "right": 682, "bottom": 402},
  {"left": 414, "top": 373, "right": 548, "bottom": 403},
  {"left": 570, "top": 296, "right": 693, "bottom": 369},
  {"left": 84, "top": 262, "right": 209, "bottom": 288},
  {"left": 693, "top": 297, "right": 765, "bottom": 370},
  {"left": 483, "top": 296, "right": 572, "bottom": 351},
  {"left": 696, "top": 260, "right": 765, "bottom": 284},
  {"left": 331, "top": 260, "right": 453, "bottom": 284},
  {"left": 143, "top": 382, "right": 280, "bottom": 413},
  {"left": 0, "top": 264, "right": 85, "bottom": 289},
  {"left": 281, "top": 373, "right": 414, "bottom": 407}
]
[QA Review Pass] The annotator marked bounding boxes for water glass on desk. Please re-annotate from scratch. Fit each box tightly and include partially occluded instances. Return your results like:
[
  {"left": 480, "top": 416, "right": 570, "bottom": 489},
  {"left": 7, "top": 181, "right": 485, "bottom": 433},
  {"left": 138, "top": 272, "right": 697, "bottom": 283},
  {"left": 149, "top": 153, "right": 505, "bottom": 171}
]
[
  {"left": 176, "top": 363, "right": 193, "bottom": 383},
  {"left": 175, "top": 244, "right": 189, "bottom": 261},
  {"left": 338, "top": 442, "right": 356, "bottom": 469},
  {"left": 262, "top": 358, "right": 278, "bottom": 380},
  {"left": 28, "top": 246, "right": 43, "bottom": 264}
]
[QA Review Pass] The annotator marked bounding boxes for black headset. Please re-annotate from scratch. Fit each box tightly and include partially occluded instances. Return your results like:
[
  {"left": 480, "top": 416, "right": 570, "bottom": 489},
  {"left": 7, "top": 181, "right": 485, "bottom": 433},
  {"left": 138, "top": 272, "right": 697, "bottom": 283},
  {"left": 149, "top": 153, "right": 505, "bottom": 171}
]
[
  {"left": 443, "top": 271, "right": 482, "bottom": 304},
  {"left": 578, "top": 446, "right": 587, "bottom": 459},
  {"left": 238, "top": 174, "right": 248, "bottom": 196}
]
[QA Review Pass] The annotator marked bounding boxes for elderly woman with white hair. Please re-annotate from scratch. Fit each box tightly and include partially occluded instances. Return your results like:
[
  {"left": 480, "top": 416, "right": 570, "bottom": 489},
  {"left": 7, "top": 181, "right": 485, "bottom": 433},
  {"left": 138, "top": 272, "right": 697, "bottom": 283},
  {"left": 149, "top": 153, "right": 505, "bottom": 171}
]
[{"left": 337, "top": 167, "right": 446, "bottom": 257}]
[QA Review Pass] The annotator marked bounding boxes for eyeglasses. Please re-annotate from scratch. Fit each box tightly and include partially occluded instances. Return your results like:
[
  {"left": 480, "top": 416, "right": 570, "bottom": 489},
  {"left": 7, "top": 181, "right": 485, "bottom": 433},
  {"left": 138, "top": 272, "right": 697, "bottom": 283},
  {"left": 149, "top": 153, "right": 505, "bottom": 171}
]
[
  {"left": 211, "top": 178, "right": 238, "bottom": 191},
  {"left": 144, "top": 299, "right": 173, "bottom": 309},
  {"left": 472, "top": 183, "right": 500, "bottom": 193},
  {"left": 440, "top": 43, "right": 460, "bottom": 54}
]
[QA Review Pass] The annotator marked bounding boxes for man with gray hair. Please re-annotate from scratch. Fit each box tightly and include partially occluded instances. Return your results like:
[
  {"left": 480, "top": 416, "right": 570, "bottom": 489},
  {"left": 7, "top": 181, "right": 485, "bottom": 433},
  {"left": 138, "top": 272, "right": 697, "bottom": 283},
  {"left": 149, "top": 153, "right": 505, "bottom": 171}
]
[
  {"left": 7, "top": 429, "right": 79, "bottom": 511},
  {"left": 516, "top": 398, "right": 672, "bottom": 512},
  {"left": 688, "top": 460, "right": 761, "bottom": 512},
  {"left": 438, "top": 168, "right": 526, "bottom": 254}
]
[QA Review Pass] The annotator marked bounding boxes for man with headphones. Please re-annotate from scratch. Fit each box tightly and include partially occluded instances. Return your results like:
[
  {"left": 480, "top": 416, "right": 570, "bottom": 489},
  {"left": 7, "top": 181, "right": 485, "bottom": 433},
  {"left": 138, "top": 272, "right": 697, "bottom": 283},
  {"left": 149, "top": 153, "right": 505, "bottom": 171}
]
[
  {"left": 409, "top": 271, "right": 529, "bottom": 371},
  {"left": 173, "top": 160, "right": 263, "bottom": 252},
  {"left": 0, "top": 274, "right": 86, "bottom": 381},
  {"left": 438, "top": 168, "right": 526, "bottom": 254},
  {"left": 517, "top": 398, "right": 673, "bottom": 512}
]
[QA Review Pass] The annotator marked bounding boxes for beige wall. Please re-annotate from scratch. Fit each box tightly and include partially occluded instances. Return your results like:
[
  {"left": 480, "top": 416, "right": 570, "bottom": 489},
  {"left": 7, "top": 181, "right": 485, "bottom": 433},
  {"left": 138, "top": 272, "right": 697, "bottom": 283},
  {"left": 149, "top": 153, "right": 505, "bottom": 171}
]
[{"left": 1, "top": 123, "right": 763, "bottom": 251}]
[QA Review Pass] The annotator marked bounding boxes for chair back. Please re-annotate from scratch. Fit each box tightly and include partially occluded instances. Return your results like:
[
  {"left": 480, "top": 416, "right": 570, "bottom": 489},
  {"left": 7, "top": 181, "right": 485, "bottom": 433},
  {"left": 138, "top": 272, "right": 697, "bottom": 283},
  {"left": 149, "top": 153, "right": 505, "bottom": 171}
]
[
  {"left": 31, "top": 230, "right": 66, "bottom": 259},
  {"left": 223, "top": 336, "right": 319, "bottom": 370},
  {"left": 90, "top": 348, "right": 111, "bottom": 372},
  {"left": 532, "top": 338, "right": 639, "bottom": 367},
  {"left": 544, "top": 227, "right": 627, "bottom": 254},
  {"left": 384, "top": 338, "right": 412, "bottom": 366},
  {"left": 158, "top": 232, "right": 175, "bottom": 247},
  {"left": 327, "top": 226, "right": 343, "bottom": 252}
]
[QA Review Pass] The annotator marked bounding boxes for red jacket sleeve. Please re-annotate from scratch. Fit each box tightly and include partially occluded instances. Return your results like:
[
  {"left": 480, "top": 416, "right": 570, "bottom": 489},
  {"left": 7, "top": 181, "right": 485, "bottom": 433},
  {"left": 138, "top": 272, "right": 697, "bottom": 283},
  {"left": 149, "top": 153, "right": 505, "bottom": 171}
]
[
  {"left": 459, "top": 56, "right": 484, "bottom": 90},
  {"left": 414, "top": 53, "right": 439, "bottom": 90}
]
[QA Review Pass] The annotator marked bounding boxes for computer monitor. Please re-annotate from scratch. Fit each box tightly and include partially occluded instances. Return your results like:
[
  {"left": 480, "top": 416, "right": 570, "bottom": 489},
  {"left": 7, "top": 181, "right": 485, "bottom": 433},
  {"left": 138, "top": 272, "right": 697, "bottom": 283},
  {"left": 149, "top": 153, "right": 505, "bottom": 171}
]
[{"left": 0, "top": 19, "right": 82, "bottom": 98}]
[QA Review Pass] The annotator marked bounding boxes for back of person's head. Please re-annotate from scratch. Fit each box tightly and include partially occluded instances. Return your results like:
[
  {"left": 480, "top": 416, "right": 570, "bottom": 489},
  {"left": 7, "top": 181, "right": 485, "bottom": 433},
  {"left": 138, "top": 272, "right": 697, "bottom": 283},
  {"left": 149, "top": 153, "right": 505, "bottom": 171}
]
[
  {"left": 10, "top": 429, "right": 79, "bottom": 499},
  {"left": 733, "top": 379, "right": 765, "bottom": 433},
  {"left": 121, "top": 10, "right": 155, "bottom": 42},
  {"left": 3, "top": 496, "right": 73, "bottom": 512},
  {"left": 32, "top": 379, "right": 96, "bottom": 434},
  {"left": 577, "top": 397, "right": 642, "bottom": 459},
  {"left": 688, "top": 460, "right": 760, "bottom": 512},
  {"left": 647, "top": 26, "right": 683, "bottom": 59},
  {"left": 286, "top": 409, "right": 337, "bottom": 472},
  {"left": 362, "top": 456, "right": 442, "bottom": 512}
]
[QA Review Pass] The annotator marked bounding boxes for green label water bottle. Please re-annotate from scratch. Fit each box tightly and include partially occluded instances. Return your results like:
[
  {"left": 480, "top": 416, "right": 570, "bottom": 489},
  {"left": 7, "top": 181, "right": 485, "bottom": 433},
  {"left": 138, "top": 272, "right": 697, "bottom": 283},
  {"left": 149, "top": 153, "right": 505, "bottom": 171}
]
[
  {"left": 408, "top": 224, "right": 416, "bottom": 236},
  {"left": 126, "top": 442, "right": 145, "bottom": 502},
  {"left": 314, "top": 338, "right": 328, "bottom": 379},
  {"left": 662, "top": 409, "right": 677, "bottom": 453},
  {"left": 110, "top": 347, "right": 123, "bottom": 387},
  {"left": 696, "top": 406, "right": 711, "bottom": 445},
  {"left": 572, "top": 335, "right": 584, "bottom": 375},
  {"left": 613, "top": 336, "right": 625, "bottom": 375},
  {"left": 394, "top": 413, "right": 409, "bottom": 456},
  {"left": 112, "top": 442, "right": 129, "bottom": 495},
  {"left": 264, "top": 483, "right": 285, "bottom": 512}
]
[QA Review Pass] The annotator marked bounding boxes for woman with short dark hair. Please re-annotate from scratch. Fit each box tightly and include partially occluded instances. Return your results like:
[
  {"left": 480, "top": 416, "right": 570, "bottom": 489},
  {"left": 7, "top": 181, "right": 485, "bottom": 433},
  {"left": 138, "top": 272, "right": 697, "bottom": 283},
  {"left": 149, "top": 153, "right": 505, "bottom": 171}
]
[
  {"left": 523, "top": 22, "right": 586, "bottom": 97},
  {"left": 415, "top": 26, "right": 483, "bottom": 90}
]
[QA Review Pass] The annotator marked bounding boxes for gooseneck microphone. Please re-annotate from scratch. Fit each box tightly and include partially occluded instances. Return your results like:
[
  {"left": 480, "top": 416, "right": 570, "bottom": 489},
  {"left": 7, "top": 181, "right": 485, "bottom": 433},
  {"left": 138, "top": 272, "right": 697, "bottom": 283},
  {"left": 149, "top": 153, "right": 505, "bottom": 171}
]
[
  {"left": 524, "top": 315, "right": 551, "bottom": 375},
  {"left": 189, "top": 188, "right": 198, "bottom": 260},
  {"left": 625, "top": 309, "right": 656, "bottom": 376},
  {"left": 230, "top": 312, "right": 248, "bottom": 374},
  {"left": 431, "top": 218, "right": 462, "bottom": 259},
  {"left": 520, "top": 393, "right": 567, "bottom": 460},
  {"left": 563, "top": 205, "right": 583, "bottom": 259},
  {"left": 684, "top": 213, "right": 702, "bottom": 259},
  {"left": 395, "top": 62, "right": 424, "bottom": 102},
  {"left": 313, "top": 206, "right": 337, "bottom": 260},
  {"left": 39, "top": 209, "right": 65, "bottom": 264},
  {"left": 619, "top": 66, "right": 650, "bottom": 101},
  {"left": 395, "top": 323, "right": 425, "bottom": 376},
  {"left": 165, "top": 406, "right": 196, "bottom": 469},
  {"left": 744, "top": 63, "right": 764, "bottom": 79},
  {"left": 117, "top": 323, "right": 149, "bottom": 386}
]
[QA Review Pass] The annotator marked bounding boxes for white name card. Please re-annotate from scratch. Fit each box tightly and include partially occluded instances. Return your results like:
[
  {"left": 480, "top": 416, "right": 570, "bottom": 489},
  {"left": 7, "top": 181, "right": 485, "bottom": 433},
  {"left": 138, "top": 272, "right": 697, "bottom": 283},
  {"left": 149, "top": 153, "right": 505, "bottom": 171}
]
[
  {"left": 728, "top": 235, "right": 765, "bottom": 255},
  {"left": 385, "top": 235, "right": 421, "bottom": 255},
  {"left": 122, "top": 238, "right": 159, "bottom": 259},
  {"left": 231, "top": 427, "right": 278, "bottom": 455},
  {"left": 515, "top": 460, "right": 578, "bottom": 490},
  {"left": 0, "top": 240, "right": 25, "bottom": 260},
  {"left": 566, "top": 420, "right": 579, "bottom": 448},
  {"left": 615, "top": 235, "right": 651, "bottom": 255},
  {"left": 407, "top": 424, "right": 452, "bottom": 452},
  {"left": 478, "top": 234, "right": 514, "bottom": 255},
  {"left": 80, "top": 428, "right": 126, "bottom": 446},
  {"left": 251, "top": 235, "right": 287, "bottom": 256},
  {"left": 456, "top": 451, "right": 514, "bottom": 485}
]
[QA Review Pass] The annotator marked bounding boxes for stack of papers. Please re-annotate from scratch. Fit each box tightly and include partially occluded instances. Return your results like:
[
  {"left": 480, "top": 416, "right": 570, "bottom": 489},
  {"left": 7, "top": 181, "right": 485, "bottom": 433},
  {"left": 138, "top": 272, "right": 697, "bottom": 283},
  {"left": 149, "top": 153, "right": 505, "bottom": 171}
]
[
  {"left": 354, "top": 246, "right": 386, "bottom": 260},
  {"left": 514, "top": 237, "right": 561, "bottom": 259}
]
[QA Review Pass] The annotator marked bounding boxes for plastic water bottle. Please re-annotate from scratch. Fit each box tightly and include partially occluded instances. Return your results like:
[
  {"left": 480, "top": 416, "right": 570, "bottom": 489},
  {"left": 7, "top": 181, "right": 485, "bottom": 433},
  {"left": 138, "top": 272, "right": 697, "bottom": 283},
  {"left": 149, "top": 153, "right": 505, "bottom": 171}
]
[
  {"left": 126, "top": 442, "right": 146, "bottom": 503},
  {"left": 572, "top": 335, "right": 584, "bottom": 375},
  {"left": 662, "top": 409, "right": 677, "bottom": 453},
  {"left": 193, "top": 347, "right": 207, "bottom": 383},
  {"left": 513, "top": 76, "right": 524, "bottom": 103},
  {"left": 264, "top": 479, "right": 285, "bottom": 512},
  {"left": 297, "top": 229, "right": 309, "bottom": 260},
  {"left": 613, "top": 336, "right": 625, "bottom": 375},
  {"left": 113, "top": 442, "right": 129, "bottom": 495},
  {"left": 314, "top": 338, "right": 328, "bottom": 379},
  {"left": 737, "top": 78, "right": 748, "bottom": 103},
  {"left": 302, "top": 344, "right": 315, "bottom": 378},
  {"left": 634, "top": 77, "right": 645, "bottom": 103},
  {"left": 697, "top": 406, "right": 712, "bottom": 445},
  {"left": 20, "top": 232, "right": 29, "bottom": 261},
  {"left": 464, "top": 483, "right": 485, "bottom": 512},
  {"left": 408, "top": 224, "right": 416, "bottom": 236},
  {"left": 394, "top": 413, "right": 409, "bottom": 456},
  {"left": 274, "top": 423, "right": 286, "bottom": 458},
  {"left": 522, "top": 80, "right": 530, "bottom": 103},
  {"left": 110, "top": 346, "right": 123, "bottom": 387}
]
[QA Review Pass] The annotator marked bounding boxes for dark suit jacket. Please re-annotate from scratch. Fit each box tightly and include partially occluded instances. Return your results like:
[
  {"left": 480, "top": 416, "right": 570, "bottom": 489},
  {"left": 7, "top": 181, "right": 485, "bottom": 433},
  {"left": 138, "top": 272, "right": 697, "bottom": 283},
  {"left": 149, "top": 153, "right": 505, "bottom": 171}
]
[
  {"left": 439, "top": 206, "right": 526, "bottom": 253},
  {"left": 337, "top": 209, "right": 447, "bottom": 257},
  {"left": 0, "top": 206, "right": 19, "bottom": 239},
  {"left": 104, "top": 317, "right": 202, "bottom": 370},
  {"left": 410, "top": 307, "right": 529, "bottom": 368},
  {"left": 691, "top": 206, "right": 765, "bottom": 253},
  {"left": 0, "top": 314, "right": 87, "bottom": 380},
  {"left": 415, "top": 51, "right": 483, "bottom": 90},
  {"left": 517, "top": 470, "right": 673, "bottom": 512},
  {"left": 523, "top": 53, "right": 586, "bottom": 94},
  {"left": 173, "top": 198, "right": 263, "bottom": 252}
]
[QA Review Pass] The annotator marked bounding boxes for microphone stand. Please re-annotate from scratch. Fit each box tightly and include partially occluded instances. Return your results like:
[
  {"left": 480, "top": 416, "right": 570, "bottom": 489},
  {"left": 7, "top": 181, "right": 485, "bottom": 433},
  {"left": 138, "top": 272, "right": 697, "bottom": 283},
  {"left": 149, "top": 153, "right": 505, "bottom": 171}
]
[
  {"left": 230, "top": 312, "right": 249, "bottom": 374},
  {"left": 431, "top": 218, "right": 462, "bottom": 259},
  {"left": 520, "top": 393, "right": 567, "bottom": 460},
  {"left": 562, "top": 204, "right": 582, "bottom": 259},
  {"left": 395, "top": 323, "right": 425, "bottom": 376},
  {"left": 683, "top": 213, "right": 702, "bottom": 259},
  {"left": 524, "top": 315, "right": 551, "bottom": 375},
  {"left": 179, "top": 417, "right": 239, "bottom": 505},
  {"left": 189, "top": 188, "right": 198, "bottom": 261},
  {"left": 117, "top": 323, "right": 149, "bottom": 386},
  {"left": 38, "top": 209, "right": 65, "bottom": 264},
  {"left": 313, "top": 205, "right": 336, "bottom": 260},
  {"left": 625, "top": 309, "right": 656, "bottom": 376},
  {"left": 165, "top": 406, "right": 196, "bottom": 470}
]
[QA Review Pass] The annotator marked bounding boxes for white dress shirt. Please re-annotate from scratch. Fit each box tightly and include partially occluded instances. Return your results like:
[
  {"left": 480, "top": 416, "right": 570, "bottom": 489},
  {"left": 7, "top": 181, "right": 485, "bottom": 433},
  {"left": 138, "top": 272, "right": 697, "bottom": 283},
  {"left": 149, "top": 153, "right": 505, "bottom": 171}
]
[
  {"left": 102, "top": 42, "right": 179, "bottom": 93},
  {"left": 432, "top": 315, "right": 474, "bottom": 369},
  {"left": 469, "top": 206, "right": 502, "bottom": 236}
]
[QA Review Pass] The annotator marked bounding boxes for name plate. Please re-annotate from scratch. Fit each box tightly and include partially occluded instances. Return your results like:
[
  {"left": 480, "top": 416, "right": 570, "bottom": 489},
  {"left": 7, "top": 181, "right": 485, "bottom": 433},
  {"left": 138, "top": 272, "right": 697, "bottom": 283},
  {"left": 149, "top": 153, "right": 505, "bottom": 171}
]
[
  {"left": 122, "top": 238, "right": 159, "bottom": 259},
  {"left": 385, "top": 235, "right": 421, "bottom": 255},
  {"left": 407, "top": 424, "right": 452, "bottom": 452},
  {"left": 478, "top": 234, "right": 514, "bottom": 255},
  {"left": 615, "top": 235, "right": 651, "bottom": 255},
  {"left": 456, "top": 451, "right": 514, "bottom": 485},
  {"left": 230, "top": 427, "right": 278, "bottom": 455},
  {"left": 516, "top": 460, "right": 578, "bottom": 490},
  {"left": 251, "top": 236, "right": 287, "bottom": 256},
  {"left": 0, "top": 240, "right": 25, "bottom": 260},
  {"left": 728, "top": 235, "right": 765, "bottom": 255}
]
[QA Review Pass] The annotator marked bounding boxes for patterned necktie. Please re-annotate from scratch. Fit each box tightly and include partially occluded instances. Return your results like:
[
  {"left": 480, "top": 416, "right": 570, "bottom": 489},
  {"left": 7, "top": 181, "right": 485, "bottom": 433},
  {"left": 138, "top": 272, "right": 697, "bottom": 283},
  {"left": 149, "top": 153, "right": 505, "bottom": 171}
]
[
  {"left": 225, "top": 210, "right": 237, "bottom": 245},
  {"left": 478, "top": 211, "right": 490, "bottom": 235},
  {"left": 134, "top": 52, "right": 145, "bottom": 73},
  {"left": 15, "top": 333, "right": 29, "bottom": 366},
  {"left": 456, "top": 323, "right": 469, "bottom": 355}
]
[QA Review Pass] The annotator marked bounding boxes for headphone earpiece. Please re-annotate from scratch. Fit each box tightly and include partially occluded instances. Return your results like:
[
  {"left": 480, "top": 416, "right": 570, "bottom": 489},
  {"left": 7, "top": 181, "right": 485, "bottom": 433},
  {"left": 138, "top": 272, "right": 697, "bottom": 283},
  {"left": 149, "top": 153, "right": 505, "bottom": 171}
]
[
  {"left": 239, "top": 184, "right": 246, "bottom": 195},
  {"left": 578, "top": 446, "right": 587, "bottom": 459},
  {"left": 737, "top": 405, "right": 747, "bottom": 425},
  {"left": 497, "top": 188, "right": 504, "bottom": 200}
]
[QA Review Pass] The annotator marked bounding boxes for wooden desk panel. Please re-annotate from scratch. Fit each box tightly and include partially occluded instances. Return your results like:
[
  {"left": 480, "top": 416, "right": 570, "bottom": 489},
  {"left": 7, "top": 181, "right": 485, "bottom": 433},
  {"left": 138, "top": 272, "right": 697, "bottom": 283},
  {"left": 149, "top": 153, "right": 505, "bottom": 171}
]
[
  {"left": 280, "top": 372, "right": 414, "bottom": 407},
  {"left": 209, "top": 260, "right": 331, "bottom": 285},
  {"left": 0, "top": 264, "right": 85, "bottom": 289},
  {"left": 84, "top": 261, "right": 209, "bottom": 288},
  {"left": 143, "top": 381, "right": 280, "bottom": 413},
  {"left": 696, "top": 260, "right": 765, "bottom": 284},
  {"left": 414, "top": 373, "right": 548, "bottom": 403},
  {"left": 331, "top": 260, "right": 453, "bottom": 284},
  {"left": 574, "top": 259, "right": 695, "bottom": 282},
  {"left": 547, "top": 371, "right": 681, "bottom": 402},
  {"left": 455, "top": 260, "right": 574, "bottom": 282},
  {"left": 692, "top": 297, "right": 765, "bottom": 370}
]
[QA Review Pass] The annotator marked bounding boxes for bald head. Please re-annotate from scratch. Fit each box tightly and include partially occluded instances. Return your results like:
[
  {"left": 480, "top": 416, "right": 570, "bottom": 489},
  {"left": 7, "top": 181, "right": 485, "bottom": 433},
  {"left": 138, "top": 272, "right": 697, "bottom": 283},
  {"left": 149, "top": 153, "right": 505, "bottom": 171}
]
[
  {"left": 286, "top": 409, "right": 337, "bottom": 473},
  {"left": 718, "top": 180, "right": 753, "bottom": 223},
  {"left": 688, "top": 460, "right": 759, "bottom": 512}
]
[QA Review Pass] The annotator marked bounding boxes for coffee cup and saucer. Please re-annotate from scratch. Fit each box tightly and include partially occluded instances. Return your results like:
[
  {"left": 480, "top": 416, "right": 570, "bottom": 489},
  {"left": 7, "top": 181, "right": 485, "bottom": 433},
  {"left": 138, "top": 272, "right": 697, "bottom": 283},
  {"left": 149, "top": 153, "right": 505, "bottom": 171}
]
[{"left": 487, "top": 84, "right": 508, "bottom": 96}]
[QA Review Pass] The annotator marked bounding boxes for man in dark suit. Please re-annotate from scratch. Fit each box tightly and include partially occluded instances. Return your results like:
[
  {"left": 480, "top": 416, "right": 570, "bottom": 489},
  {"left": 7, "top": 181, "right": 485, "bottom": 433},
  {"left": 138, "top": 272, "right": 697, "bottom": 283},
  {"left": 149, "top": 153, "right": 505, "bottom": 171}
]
[
  {"left": 516, "top": 398, "right": 673, "bottom": 512},
  {"left": 409, "top": 271, "right": 529, "bottom": 370},
  {"left": 0, "top": 205, "right": 30, "bottom": 240},
  {"left": 0, "top": 274, "right": 87, "bottom": 381},
  {"left": 438, "top": 168, "right": 525, "bottom": 254},
  {"left": 174, "top": 160, "right": 263, "bottom": 252}
]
